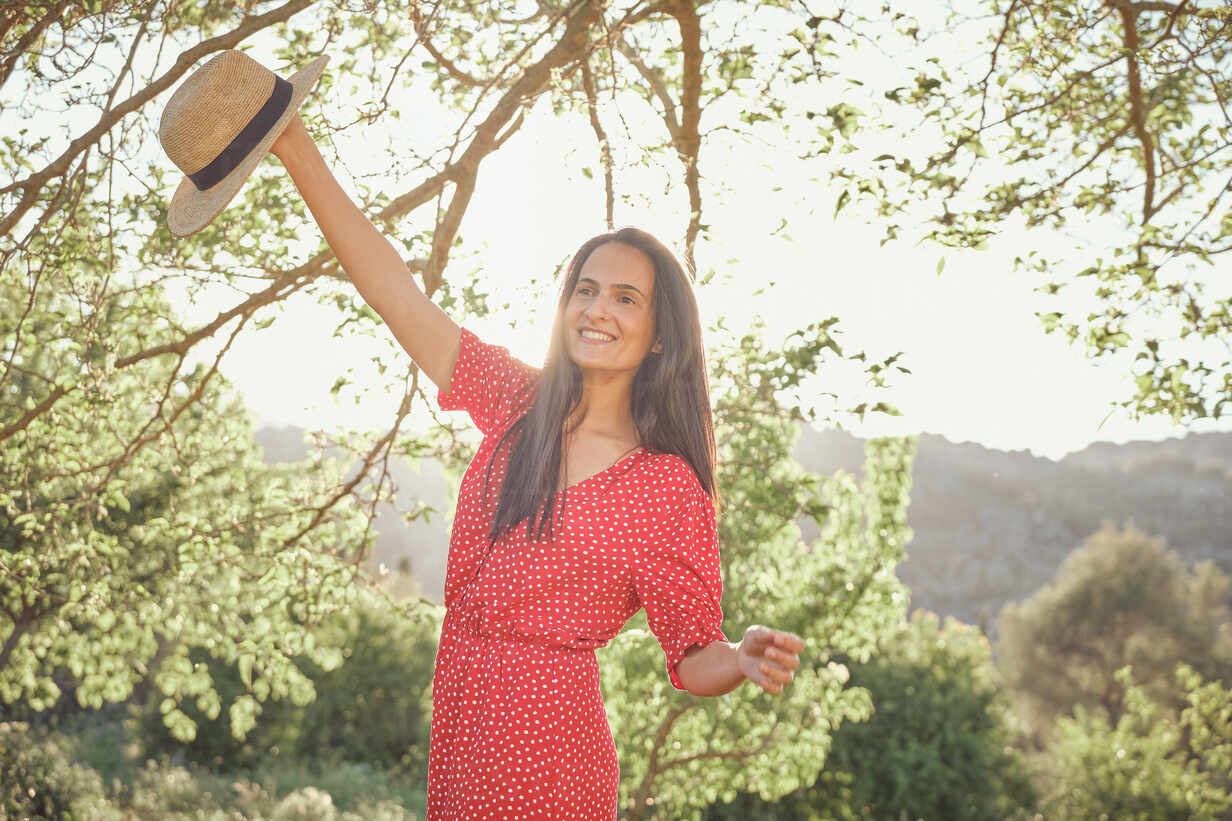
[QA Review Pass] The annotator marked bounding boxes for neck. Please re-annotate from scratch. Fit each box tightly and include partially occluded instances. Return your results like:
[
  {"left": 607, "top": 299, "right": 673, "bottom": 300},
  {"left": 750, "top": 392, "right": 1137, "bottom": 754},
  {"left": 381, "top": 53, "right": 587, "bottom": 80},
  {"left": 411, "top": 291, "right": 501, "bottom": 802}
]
[{"left": 569, "top": 369, "right": 638, "bottom": 440}]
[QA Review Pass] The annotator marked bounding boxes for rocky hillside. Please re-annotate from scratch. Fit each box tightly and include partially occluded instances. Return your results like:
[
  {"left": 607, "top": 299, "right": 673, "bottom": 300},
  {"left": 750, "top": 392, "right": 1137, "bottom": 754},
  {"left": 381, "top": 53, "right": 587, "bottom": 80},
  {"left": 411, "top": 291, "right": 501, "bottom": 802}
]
[
  {"left": 794, "top": 428, "right": 1232, "bottom": 631},
  {"left": 256, "top": 424, "right": 1232, "bottom": 632}
]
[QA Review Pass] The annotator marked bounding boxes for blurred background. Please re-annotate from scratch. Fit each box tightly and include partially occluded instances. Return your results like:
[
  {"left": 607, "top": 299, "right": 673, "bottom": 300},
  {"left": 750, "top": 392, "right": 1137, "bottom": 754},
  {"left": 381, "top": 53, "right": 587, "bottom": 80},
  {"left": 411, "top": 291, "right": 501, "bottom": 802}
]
[{"left": 2, "top": 0, "right": 1230, "bottom": 818}]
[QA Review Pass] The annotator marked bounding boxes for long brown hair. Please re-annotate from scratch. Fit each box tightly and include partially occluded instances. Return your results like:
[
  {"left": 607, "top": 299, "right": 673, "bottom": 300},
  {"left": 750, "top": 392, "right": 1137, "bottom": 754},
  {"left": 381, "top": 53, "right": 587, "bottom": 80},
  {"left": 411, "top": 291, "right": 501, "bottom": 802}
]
[{"left": 485, "top": 227, "right": 717, "bottom": 545}]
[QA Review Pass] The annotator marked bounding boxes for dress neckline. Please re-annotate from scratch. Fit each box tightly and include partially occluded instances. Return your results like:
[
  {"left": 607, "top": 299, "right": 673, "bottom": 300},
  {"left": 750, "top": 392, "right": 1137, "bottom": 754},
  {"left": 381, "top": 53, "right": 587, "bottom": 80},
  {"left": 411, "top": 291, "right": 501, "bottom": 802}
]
[{"left": 560, "top": 445, "right": 644, "bottom": 493}]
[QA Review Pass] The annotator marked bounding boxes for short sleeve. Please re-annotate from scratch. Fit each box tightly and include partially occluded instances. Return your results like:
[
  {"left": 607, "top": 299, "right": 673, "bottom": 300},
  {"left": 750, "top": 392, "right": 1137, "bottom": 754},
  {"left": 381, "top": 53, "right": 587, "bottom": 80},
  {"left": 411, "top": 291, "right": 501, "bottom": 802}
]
[
  {"left": 633, "top": 459, "right": 728, "bottom": 691},
  {"left": 437, "top": 327, "right": 540, "bottom": 437}
]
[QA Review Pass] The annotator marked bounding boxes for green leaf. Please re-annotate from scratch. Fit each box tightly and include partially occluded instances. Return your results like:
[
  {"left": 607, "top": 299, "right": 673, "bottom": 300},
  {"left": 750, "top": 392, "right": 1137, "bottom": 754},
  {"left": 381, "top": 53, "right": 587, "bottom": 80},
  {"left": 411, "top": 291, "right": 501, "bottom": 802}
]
[
  {"left": 834, "top": 189, "right": 851, "bottom": 218},
  {"left": 229, "top": 694, "right": 259, "bottom": 740},
  {"left": 238, "top": 654, "right": 254, "bottom": 688}
]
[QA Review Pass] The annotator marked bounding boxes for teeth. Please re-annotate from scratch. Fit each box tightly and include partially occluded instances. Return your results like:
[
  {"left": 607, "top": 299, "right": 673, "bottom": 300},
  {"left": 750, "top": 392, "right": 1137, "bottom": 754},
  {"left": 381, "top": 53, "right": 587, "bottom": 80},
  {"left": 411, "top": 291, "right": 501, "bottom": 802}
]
[{"left": 581, "top": 330, "right": 614, "bottom": 341}]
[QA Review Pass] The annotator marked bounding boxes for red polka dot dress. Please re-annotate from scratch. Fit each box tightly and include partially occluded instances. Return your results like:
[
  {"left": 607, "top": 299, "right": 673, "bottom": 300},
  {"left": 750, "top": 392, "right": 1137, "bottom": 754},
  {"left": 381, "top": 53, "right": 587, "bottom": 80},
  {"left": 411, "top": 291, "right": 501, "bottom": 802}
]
[{"left": 426, "top": 328, "right": 728, "bottom": 820}]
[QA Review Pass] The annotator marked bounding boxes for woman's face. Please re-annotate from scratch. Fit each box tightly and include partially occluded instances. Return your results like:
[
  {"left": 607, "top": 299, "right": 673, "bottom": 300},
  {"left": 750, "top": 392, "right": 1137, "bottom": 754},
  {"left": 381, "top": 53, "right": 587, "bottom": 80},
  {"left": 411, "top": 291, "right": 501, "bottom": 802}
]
[{"left": 563, "top": 241, "right": 659, "bottom": 376}]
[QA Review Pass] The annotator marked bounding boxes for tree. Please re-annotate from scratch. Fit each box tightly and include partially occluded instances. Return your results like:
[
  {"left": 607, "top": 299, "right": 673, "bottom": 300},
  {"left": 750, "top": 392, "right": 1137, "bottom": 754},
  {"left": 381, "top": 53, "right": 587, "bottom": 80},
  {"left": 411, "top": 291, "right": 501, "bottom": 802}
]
[
  {"left": 997, "top": 521, "right": 1232, "bottom": 736},
  {"left": 829, "top": 1, "right": 1232, "bottom": 425},
  {"left": 136, "top": 587, "right": 440, "bottom": 780},
  {"left": 1, "top": 0, "right": 914, "bottom": 808},
  {"left": 602, "top": 319, "right": 915, "bottom": 820},
  {"left": 810, "top": 611, "right": 1035, "bottom": 821},
  {"left": 0, "top": 274, "right": 372, "bottom": 741},
  {"left": 1038, "top": 665, "right": 1232, "bottom": 820}
]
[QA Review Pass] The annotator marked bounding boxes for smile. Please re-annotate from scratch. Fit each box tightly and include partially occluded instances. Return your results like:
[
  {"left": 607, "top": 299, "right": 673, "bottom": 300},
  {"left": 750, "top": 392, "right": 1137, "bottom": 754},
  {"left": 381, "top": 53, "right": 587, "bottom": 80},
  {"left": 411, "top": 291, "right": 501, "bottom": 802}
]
[{"left": 579, "top": 329, "right": 616, "bottom": 343}]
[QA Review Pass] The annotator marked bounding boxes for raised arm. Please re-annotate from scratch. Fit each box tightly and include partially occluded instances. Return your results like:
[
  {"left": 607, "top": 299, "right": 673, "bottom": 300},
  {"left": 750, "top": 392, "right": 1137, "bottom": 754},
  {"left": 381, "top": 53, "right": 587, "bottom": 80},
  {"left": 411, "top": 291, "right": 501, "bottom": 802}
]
[{"left": 269, "top": 114, "right": 461, "bottom": 393}]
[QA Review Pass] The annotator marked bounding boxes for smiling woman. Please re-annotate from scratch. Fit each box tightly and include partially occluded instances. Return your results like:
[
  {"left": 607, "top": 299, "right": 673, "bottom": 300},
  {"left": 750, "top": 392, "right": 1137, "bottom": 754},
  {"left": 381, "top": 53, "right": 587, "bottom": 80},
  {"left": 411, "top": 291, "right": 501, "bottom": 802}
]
[
  {"left": 488, "top": 228, "right": 710, "bottom": 548},
  {"left": 257, "top": 94, "right": 805, "bottom": 818}
]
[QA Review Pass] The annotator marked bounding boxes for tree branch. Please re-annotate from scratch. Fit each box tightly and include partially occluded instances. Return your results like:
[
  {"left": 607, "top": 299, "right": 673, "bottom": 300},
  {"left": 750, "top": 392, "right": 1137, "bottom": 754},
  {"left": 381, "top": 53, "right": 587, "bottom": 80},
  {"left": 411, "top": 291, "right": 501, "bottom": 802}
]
[
  {"left": 0, "top": 607, "right": 36, "bottom": 677},
  {"left": 0, "top": 0, "right": 72, "bottom": 92},
  {"left": 581, "top": 55, "right": 614, "bottom": 228},
  {"left": 628, "top": 702, "right": 696, "bottom": 821},
  {"left": 1109, "top": 0, "right": 1158, "bottom": 223},
  {"left": 1, "top": 0, "right": 605, "bottom": 444},
  {"left": 409, "top": 3, "right": 492, "bottom": 87},
  {"left": 668, "top": 0, "right": 703, "bottom": 271},
  {"left": 615, "top": 34, "right": 680, "bottom": 139}
]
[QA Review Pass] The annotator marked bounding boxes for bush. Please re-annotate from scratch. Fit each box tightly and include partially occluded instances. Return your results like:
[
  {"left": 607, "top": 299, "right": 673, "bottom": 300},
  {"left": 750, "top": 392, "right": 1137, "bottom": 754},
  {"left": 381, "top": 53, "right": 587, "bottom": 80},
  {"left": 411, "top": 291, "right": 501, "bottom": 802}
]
[
  {"left": 814, "top": 613, "right": 1035, "bottom": 820},
  {"left": 1038, "top": 666, "right": 1232, "bottom": 820},
  {"left": 0, "top": 722, "right": 118, "bottom": 821},
  {"left": 271, "top": 786, "right": 339, "bottom": 821},
  {"left": 125, "top": 759, "right": 234, "bottom": 817},
  {"left": 704, "top": 611, "right": 1036, "bottom": 821},
  {"left": 0, "top": 714, "right": 426, "bottom": 820},
  {"left": 997, "top": 523, "right": 1232, "bottom": 736},
  {"left": 266, "top": 786, "right": 419, "bottom": 821},
  {"left": 134, "top": 648, "right": 300, "bottom": 770},
  {"left": 287, "top": 600, "right": 439, "bottom": 774},
  {"left": 57, "top": 706, "right": 144, "bottom": 792},
  {"left": 137, "top": 593, "right": 440, "bottom": 778},
  {"left": 100, "top": 756, "right": 425, "bottom": 820}
]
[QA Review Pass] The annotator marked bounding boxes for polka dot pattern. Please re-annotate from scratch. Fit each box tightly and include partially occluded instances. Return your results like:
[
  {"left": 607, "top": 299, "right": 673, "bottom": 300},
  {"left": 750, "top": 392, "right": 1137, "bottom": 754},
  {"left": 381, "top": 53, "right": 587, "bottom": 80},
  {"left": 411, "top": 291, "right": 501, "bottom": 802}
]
[{"left": 426, "top": 327, "right": 728, "bottom": 819}]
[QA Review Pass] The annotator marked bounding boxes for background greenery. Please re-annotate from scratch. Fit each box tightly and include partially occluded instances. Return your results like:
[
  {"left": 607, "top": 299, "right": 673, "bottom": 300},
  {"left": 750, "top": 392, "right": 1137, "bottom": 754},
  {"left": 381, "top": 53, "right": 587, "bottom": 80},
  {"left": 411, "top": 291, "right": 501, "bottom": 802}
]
[{"left": 3, "top": 0, "right": 1230, "bottom": 818}]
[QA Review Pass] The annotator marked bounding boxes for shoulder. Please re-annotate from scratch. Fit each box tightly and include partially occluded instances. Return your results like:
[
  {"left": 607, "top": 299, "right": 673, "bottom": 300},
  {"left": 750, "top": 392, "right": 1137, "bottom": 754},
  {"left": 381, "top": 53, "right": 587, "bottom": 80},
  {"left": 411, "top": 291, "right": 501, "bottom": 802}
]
[
  {"left": 634, "top": 451, "right": 711, "bottom": 507},
  {"left": 628, "top": 453, "right": 718, "bottom": 557},
  {"left": 442, "top": 326, "right": 541, "bottom": 426},
  {"left": 459, "top": 327, "right": 541, "bottom": 380}
]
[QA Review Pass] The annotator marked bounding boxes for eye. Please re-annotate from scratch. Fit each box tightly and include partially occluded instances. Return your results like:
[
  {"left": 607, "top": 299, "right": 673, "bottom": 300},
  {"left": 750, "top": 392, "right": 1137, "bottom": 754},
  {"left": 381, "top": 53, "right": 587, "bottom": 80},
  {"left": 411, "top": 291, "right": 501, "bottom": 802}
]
[{"left": 620, "top": 295, "right": 636, "bottom": 305}]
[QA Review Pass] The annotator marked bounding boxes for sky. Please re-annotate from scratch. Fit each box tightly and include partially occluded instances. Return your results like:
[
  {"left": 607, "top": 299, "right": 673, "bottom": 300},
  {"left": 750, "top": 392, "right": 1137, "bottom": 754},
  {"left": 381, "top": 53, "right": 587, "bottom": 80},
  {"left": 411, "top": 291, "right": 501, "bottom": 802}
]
[{"left": 163, "top": 8, "right": 1232, "bottom": 463}]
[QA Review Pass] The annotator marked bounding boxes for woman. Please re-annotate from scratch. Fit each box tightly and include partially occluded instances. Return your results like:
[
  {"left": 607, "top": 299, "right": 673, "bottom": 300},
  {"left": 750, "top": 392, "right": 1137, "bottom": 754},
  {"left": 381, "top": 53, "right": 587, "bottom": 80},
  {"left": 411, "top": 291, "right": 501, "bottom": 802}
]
[{"left": 269, "top": 113, "right": 804, "bottom": 819}]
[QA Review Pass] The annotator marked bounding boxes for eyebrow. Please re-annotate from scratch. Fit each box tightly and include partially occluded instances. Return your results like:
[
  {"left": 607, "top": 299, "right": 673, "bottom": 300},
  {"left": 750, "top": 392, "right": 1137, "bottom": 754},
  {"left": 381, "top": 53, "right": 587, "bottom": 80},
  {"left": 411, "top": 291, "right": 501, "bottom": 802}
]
[{"left": 577, "top": 277, "right": 646, "bottom": 298}]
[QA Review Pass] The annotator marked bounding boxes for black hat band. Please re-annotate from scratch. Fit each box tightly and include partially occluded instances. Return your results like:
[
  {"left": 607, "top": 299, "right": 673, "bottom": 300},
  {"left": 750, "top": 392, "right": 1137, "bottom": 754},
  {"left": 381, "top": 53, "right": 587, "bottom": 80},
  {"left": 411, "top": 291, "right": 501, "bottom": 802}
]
[{"left": 188, "top": 75, "right": 292, "bottom": 191}]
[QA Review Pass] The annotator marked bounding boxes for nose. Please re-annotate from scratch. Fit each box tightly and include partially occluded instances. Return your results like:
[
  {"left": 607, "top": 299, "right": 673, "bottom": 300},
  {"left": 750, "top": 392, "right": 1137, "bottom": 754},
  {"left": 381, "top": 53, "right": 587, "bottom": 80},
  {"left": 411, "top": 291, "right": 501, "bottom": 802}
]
[{"left": 583, "top": 294, "right": 613, "bottom": 321}]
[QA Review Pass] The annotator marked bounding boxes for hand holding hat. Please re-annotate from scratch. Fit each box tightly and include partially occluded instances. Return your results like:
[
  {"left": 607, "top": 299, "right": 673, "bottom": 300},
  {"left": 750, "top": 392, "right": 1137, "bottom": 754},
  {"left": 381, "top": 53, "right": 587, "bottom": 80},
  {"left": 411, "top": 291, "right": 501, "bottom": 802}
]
[{"left": 159, "top": 50, "right": 328, "bottom": 237}]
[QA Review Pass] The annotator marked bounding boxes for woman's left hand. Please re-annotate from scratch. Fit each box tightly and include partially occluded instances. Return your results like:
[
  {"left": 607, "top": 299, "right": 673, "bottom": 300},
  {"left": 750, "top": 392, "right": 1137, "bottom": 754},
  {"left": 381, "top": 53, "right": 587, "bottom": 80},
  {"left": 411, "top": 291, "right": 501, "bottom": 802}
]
[{"left": 737, "top": 625, "right": 804, "bottom": 695}]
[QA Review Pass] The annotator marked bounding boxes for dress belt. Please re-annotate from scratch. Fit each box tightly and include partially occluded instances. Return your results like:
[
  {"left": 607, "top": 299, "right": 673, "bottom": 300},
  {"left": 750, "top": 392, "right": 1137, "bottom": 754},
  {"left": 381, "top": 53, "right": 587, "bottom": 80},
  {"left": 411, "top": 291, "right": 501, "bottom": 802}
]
[{"left": 455, "top": 602, "right": 608, "bottom": 652}]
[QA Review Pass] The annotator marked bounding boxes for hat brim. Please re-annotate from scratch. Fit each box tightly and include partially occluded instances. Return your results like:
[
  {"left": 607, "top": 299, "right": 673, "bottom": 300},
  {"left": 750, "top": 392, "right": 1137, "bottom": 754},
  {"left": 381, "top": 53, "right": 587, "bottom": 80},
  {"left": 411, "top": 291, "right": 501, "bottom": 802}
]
[{"left": 167, "top": 55, "right": 329, "bottom": 238}]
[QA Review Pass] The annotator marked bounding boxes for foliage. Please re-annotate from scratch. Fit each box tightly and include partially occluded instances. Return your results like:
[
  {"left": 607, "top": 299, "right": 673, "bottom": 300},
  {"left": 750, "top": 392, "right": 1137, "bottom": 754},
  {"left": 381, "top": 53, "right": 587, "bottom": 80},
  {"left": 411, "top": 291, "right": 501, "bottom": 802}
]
[
  {"left": 830, "top": 1, "right": 1232, "bottom": 424},
  {"left": 2, "top": 715, "right": 426, "bottom": 819},
  {"left": 112, "top": 756, "right": 423, "bottom": 820},
  {"left": 1038, "top": 665, "right": 1232, "bottom": 820},
  {"left": 3, "top": 0, "right": 907, "bottom": 810},
  {"left": 603, "top": 320, "right": 915, "bottom": 820},
  {"left": 123, "top": 757, "right": 423, "bottom": 820},
  {"left": 0, "top": 0, "right": 871, "bottom": 741},
  {"left": 138, "top": 590, "right": 440, "bottom": 779},
  {"left": 702, "top": 610, "right": 1036, "bottom": 821},
  {"left": 0, "top": 272, "right": 378, "bottom": 740},
  {"left": 0, "top": 721, "right": 118, "bottom": 821},
  {"left": 811, "top": 611, "right": 1035, "bottom": 821},
  {"left": 997, "top": 522, "right": 1232, "bottom": 735},
  {"left": 274, "top": 596, "right": 439, "bottom": 775}
]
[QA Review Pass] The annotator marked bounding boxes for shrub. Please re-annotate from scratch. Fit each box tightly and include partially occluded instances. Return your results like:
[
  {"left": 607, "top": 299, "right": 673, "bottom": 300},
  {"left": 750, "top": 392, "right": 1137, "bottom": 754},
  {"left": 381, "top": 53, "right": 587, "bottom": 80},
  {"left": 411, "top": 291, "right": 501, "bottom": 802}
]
[
  {"left": 287, "top": 600, "right": 439, "bottom": 774},
  {"left": 271, "top": 786, "right": 339, "bottom": 821},
  {"left": 137, "top": 592, "right": 440, "bottom": 778},
  {"left": 0, "top": 721, "right": 117, "bottom": 821},
  {"left": 125, "top": 758, "right": 234, "bottom": 817},
  {"left": 704, "top": 611, "right": 1036, "bottom": 820},
  {"left": 110, "top": 757, "right": 425, "bottom": 820},
  {"left": 998, "top": 523, "right": 1232, "bottom": 736},
  {"left": 1038, "top": 666, "right": 1232, "bottom": 820},
  {"left": 251, "top": 759, "right": 427, "bottom": 817}
]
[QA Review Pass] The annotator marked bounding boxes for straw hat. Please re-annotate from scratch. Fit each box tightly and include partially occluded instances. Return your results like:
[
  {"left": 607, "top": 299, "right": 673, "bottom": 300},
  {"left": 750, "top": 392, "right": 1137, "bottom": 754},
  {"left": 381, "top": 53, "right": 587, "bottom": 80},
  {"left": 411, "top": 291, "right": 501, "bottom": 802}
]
[{"left": 160, "top": 50, "right": 329, "bottom": 237}]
